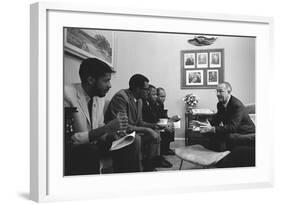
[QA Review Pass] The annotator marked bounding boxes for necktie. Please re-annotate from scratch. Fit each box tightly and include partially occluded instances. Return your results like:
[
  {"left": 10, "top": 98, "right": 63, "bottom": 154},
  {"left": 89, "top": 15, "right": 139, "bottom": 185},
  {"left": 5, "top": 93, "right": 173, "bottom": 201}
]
[{"left": 88, "top": 97, "right": 93, "bottom": 128}]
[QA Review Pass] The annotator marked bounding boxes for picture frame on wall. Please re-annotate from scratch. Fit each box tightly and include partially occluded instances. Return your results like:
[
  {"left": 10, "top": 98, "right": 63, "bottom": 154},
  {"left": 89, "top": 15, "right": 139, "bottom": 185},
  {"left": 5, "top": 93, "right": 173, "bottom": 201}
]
[
  {"left": 181, "top": 49, "right": 224, "bottom": 89},
  {"left": 207, "top": 69, "right": 219, "bottom": 85},
  {"left": 210, "top": 51, "right": 221, "bottom": 68},
  {"left": 186, "top": 70, "right": 204, "bottom": 85},
  {"left": 184, "top": 52, "right": 195, "bottom": 68},
  {"left": 64, "top": 28, "right": 115, "bottom": 67},
  {"left": 196, "top": 52, "right": 208, "bottom": 68},
  {"left": 30, "top": 2, "right": 274, "bottom": 202}
]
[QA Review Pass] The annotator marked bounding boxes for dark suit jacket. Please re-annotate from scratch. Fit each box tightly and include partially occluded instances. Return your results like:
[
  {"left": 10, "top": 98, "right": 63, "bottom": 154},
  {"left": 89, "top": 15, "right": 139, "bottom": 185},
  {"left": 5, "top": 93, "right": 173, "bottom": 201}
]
[
  {"left": 142, "top": 100, "right": 159, "bottom": 123},
  {"left": 211, "top": 95, "right": 255, "bottom": 135},
  {"left": 104, "top": 89, "right": 144, "bottom": 126},
  {"left": 155, "top": 102, "right": 168, "bottom": 119},
  {"left": 142, "top": 100, "right": 175, "bottom": 143}
]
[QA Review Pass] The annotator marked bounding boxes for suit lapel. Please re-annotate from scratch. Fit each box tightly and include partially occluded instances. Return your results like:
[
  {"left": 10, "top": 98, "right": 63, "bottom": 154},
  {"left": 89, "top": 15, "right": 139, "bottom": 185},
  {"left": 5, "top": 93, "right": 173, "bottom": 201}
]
[
  {"left": 124, "top": 90, "right": 138, "bottom": 117},
  {"left": 136, "top": 99, "right": 143, "bottom": 121},
  {"left": 77, "top": 86, "right": 91, "bottom": 126},
  {"left": 223, "top": 96, "right": 233, "bottom": 123}
]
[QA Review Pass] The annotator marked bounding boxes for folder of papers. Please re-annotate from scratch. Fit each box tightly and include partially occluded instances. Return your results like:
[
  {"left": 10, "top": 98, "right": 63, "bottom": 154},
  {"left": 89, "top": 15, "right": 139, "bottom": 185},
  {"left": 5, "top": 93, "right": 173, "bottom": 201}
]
[{"left": 192, "top": 108, "right": 215, "bottom": 115}]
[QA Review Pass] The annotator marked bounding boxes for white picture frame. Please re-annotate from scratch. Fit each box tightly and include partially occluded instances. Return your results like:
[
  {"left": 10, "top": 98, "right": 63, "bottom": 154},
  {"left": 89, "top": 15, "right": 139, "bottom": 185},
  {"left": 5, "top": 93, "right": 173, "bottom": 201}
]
[
  {"left": 207, "top": 69, "right": 219, "bottom": 85},
  {"left": 30, "top": 2, "right": 274, "bottom": 202},
  {"left": 186, "top": 70, "right": 204, "bottom": 85},
  {"left": 196, "top": 52, "right": 208, "bottom": 68},
  {"left": 210, "top": 51, "right": 222, "bottom": 68},
  {"left": 184, "top": 53, "right": 196, "bottom": 68}
]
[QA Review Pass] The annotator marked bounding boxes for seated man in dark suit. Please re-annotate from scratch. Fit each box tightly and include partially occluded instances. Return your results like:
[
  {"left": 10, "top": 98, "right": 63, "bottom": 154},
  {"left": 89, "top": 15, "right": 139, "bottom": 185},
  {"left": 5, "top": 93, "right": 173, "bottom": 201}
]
[
  {"left": 196, "top": 82, "right": 255, "bottom": 152},
  {"left": 105, "top": 74, "right": 171, "bottom": 171},
  {"left": 156, "top": 87, "right": 180, "bottom": 155},
  {"left": 142, "top": 84, "right": 172, "bottom": 167}
]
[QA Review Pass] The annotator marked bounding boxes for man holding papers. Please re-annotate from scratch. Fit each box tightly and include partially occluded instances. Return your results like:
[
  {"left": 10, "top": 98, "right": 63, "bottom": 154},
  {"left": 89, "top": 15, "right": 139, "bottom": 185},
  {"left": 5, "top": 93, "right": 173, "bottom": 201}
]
[
  {"left": 105, "top": 74, "right": 171, "bottom": 171},
  {"left": 64, "top": 58, "right": 141, "bottom": 175}
]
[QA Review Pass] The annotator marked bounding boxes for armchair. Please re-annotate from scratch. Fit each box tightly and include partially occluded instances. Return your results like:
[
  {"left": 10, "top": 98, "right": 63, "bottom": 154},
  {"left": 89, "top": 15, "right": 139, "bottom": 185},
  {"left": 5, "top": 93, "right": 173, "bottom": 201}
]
[
  {"left": 226, "top": 103, "right": 255, "bottom": 150},
  {"left": 175, "top": 104, "right": 256, "bottom": 169}
]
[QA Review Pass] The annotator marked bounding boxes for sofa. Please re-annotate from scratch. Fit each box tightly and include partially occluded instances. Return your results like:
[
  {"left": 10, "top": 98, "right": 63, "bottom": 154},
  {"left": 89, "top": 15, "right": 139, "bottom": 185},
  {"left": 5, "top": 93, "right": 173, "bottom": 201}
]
[{"left": 226, "top": 103, "right": 255, "bottom": 150}]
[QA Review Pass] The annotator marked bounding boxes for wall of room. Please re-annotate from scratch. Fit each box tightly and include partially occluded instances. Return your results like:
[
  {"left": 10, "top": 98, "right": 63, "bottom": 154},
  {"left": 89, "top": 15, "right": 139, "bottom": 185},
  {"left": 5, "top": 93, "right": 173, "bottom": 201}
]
[{"left": 64, "top": 31, "right": 255, "bottom": 139}]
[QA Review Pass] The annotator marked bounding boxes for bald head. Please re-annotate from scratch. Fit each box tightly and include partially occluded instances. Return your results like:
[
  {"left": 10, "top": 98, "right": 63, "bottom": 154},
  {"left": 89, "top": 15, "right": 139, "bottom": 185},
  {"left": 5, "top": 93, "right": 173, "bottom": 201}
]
[
  {"left": 216, "top": 82, "right": 232, "bottom": 104},
  {"left": 157, "top": 87, "right": 166, "bottom": 104},
  {"left": 218, "top": 82, "right": 232, "bottom": 93}
]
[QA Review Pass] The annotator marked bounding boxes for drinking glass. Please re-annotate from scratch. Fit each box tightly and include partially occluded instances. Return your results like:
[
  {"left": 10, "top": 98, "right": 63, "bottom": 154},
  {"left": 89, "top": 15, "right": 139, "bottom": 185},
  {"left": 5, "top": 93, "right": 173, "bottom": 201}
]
[{"left": 117, "top": 112, "right": 128, "bottom": 137}]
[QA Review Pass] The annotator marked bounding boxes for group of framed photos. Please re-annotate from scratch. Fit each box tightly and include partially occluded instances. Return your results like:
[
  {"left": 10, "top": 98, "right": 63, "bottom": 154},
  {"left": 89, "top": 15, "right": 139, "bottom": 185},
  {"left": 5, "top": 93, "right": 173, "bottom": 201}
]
[{"left": 181, "top": 49, "right": 224, "bottom": 89}]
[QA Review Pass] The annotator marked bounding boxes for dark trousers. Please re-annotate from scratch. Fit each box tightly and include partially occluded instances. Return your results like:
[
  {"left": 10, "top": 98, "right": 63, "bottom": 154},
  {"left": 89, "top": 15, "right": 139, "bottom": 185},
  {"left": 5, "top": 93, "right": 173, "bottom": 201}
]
[
  {"left": 206, "top": 132, "right": 255, "bottom": 168},
  {"left": 206, "top": 132, "right": 228, "bottom": 152},
  {"left": 65, "top": 144, "right": 101, "bottom": 176},
  {"left": 160, "top": 131, "right": 174, "bottom": 154},
  {"left": 206, "top": 132, "right": 255, "bottom": 152},
  {"left": 112, "top": 134, "right": 142, "bottom": 173},
  {"left": 65, "top": 139, "right": 111, "bottom": 176},
  {"left": 216, "top": 146, "right": 255, "bottom": 168}
]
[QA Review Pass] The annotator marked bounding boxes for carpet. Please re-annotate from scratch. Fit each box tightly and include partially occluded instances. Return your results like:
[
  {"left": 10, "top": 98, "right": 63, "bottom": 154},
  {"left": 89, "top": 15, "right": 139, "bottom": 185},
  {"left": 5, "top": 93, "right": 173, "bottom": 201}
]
[{"left": 155, "top": 139, "right": 201, "bottom": 172}]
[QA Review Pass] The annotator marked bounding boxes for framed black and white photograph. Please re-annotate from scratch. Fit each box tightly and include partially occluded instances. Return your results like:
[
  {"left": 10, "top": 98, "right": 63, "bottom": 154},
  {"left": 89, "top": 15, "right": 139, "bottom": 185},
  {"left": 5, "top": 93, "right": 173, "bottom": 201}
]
[
  {"left": 210, "top": 51, "right": 221, "bottom": 68},
  {"left": 207, "top": 70, "right": 219, "bottom": 85},
  {"left": 196, "top": 52, "right": 208, "bottom": 68},
  {"left": 184, "top": 53, "right": 195, "bottom": 68},
  {"left": 30, "top": 2, "right": 274, "bottom": 202},
  {"left": 186, "top": 70, "right": 203, "bottom": 85}
]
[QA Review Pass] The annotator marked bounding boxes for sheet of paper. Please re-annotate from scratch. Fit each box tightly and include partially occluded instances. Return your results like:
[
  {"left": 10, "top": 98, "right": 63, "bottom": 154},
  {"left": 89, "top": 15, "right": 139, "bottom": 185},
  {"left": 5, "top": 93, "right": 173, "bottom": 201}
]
[
  {"left": 110, "top": 131, "right": 136, "bottom": 151},
  {"left": 173, "top": 120, "right": 181, "bottom": 129}
]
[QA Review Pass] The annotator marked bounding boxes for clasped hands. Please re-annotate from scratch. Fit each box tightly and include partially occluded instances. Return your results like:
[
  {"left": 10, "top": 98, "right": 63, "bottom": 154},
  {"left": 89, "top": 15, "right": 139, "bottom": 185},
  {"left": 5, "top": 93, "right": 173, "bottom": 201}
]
[
  {"left": 170, "top": 115, "right": 181, "bottom": 122},
  {"left": 191, "top": 119, "right": 215, "bottom": 133},
  {"left": 156, "top": 121, "right": 174, "bottom": 133}
]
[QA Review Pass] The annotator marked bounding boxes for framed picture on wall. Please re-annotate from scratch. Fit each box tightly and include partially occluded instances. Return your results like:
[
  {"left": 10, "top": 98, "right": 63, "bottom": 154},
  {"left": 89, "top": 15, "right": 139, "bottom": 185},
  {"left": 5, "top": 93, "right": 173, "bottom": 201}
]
[
  {"left": 64, "top": 28, "right": 115, "bottom": 67},
  {"left": 184, "top": 52, "right": 195, "bottom": 68},
  {"left": 181, "top": 49, "right": 224, "bottom": 89},
  {"left": 210, "top": 51, "right": 221, "bottom": 68},
  {"left": 207, "top": 69, "right": 219, "bottom": 85},
  {"left": 31, "top": 2, "right": 273, "bottom": 202},
  {"left": 196, "top": 52, "right": 208, "bottom": 68},
  {"left": 186, "top": 70, "right": 204, "bottom": 85}
]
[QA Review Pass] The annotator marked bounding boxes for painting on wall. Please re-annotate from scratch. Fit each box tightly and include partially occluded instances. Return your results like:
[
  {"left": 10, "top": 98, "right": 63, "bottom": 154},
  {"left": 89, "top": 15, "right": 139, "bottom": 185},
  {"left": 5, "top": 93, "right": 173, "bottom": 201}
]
[{"left": 64, "top": 28, "right": 115, "bottom": 67}]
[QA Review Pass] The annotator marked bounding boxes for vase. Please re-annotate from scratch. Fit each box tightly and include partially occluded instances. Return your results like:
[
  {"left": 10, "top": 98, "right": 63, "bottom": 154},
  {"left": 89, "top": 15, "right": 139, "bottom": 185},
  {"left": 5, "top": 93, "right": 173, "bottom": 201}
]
[{"left": 186, "top": 105, "right": 195, "bottom": 113}]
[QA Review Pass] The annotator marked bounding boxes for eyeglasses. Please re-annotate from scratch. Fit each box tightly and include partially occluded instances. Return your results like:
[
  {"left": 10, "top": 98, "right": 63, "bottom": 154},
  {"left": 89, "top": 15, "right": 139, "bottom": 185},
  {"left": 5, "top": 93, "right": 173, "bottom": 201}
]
[
  {"left": 140, "top": 87, "right": 150, "bottom": 92},
  {"left": 216, "top": 89, "right": 227, "bottom": 94}
]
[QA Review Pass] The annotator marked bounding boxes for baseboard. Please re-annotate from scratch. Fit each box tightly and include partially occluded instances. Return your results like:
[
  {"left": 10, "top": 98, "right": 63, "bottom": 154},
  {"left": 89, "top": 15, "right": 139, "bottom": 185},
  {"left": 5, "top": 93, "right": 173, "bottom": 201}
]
[{"left": 175, "top": 138, "right": 185, "bottom": 141}]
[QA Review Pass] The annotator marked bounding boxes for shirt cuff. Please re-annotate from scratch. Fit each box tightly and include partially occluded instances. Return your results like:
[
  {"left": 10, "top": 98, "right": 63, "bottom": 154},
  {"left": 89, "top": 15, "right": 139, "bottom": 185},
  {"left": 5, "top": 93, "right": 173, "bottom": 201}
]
[{"left": 88, "top": 131, "right": 98, "bottom": 144}]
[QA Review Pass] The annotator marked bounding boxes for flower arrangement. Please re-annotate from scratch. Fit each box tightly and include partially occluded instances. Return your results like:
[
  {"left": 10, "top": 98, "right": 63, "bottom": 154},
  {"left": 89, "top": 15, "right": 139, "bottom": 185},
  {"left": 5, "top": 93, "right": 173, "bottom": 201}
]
[{"left": 183, "top": 93, "right": 199, "bottom": 107}]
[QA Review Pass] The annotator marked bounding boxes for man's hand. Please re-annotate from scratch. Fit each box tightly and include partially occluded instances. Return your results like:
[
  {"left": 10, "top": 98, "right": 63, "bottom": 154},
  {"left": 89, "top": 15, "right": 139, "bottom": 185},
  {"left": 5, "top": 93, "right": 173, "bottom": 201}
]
[
  {"left": 199, "top": 120, "right": 215, "bottom": 133},
  {"left": 170, "top": 115, "right": 181, "bottom": 122},
  {"left": 191, "top": 120, "right": 209, "bottom": 127},
  {"left": 71, "top": 132, "right": 89, "bottom": 144},
  {"left": 155, "top": 124, "right": 166, "bottom": 130},
  {"left": 144, "top": 127, "right": 160, "bottom": 143},
  {"left": 106, "top": 118, "right": 120, "bottom": 133},
  {"left": 106, "top": 114, "right": 128, "bottom": 134},
  {"left": 165, "top": 122, "right": 174, "bottom": 133}
]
